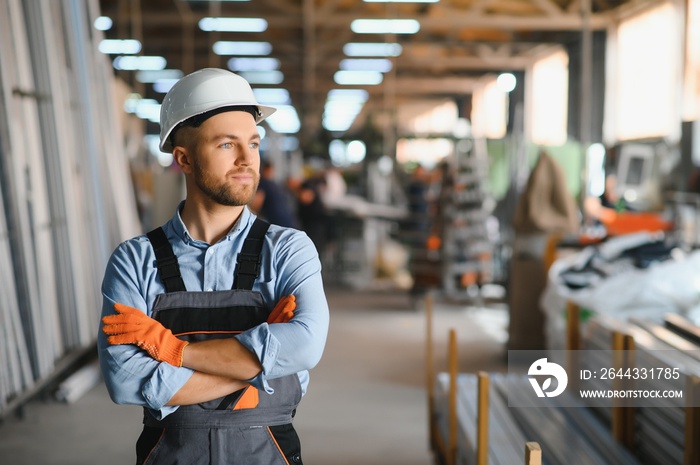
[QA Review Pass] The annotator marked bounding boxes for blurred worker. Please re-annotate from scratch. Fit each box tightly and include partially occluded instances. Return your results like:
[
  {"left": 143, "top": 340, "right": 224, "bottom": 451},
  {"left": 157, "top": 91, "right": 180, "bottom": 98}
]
[
  {"left": 296, "top": 173, "right": 331, "bottom": 259},
  {"left": 405, "top": 164, "right": 432, "bottom": 248},
  {"left": 98, "top": 68, "right": 329, "bottom": 465},
  {"left": 320, "top": 166, "right": 347, "bottom": 207},
  {"left": 251, "top": 160, "right": 299, "bottom": 228},
  {"left": 599, "top": 174, "right": 628, "bottom": 211},
  {"left": 584, "top": 173, "right": 631, "bottom": 224},
  {"left": 403, "top": 164, "right": 435, "bottom": 295}
]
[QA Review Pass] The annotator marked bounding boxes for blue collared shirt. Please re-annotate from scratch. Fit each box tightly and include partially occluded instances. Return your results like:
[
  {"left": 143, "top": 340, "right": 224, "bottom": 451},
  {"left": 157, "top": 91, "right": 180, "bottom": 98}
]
[{"left": 98, "top": 204, "right": 329, "bottom": 420}]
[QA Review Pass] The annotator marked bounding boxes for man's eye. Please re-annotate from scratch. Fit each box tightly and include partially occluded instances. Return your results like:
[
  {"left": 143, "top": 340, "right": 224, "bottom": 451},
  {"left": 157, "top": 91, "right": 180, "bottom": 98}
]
[
  {"left": 221, "top": 142, "right": 232, "bottom": 149},
  {"left": 250, "top": 142, "right": 260, "bottom": 150}
]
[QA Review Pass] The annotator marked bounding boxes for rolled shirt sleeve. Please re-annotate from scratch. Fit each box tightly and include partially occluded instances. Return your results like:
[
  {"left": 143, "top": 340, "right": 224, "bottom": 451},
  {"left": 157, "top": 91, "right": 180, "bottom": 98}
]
[
  {"left": 99, "top": 244, "right": 195, "bottom": 420},
  {"left": 237, "top": 230, "right": 329, "bottom": 394}
]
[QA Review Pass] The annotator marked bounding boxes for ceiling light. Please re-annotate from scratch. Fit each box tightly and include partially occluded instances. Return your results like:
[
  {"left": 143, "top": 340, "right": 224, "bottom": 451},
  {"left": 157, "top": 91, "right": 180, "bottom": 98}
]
[
  {"left": 327, "top": 89, "right": 370, "bottom": 102},
  {"left": 329, "top": 139, "right": 345, "bottom": 159},
  {"left": 124, "top": 97, "right": 160, "bottom": 122},
  {"left": 99, "top": 39, "right": 142, "bottom": 55},
  {"left": 325, "top": 103, "right": 366, "bottom": 114},
  {"left": 113, "top": 56, "right": 166, "bottom": 71},
  {"left": 364, "top": 0, "right": 438, "bottom": 2},
  {"left": 327, "top": 100, "right": 366, "bottom": 114},
  {"left": 153, "top": 79, "right": 179, "bottom": 94},
  {"left": 344, "top": 43, "right": 402, "bottom": 57},
  {"left": 94, "top": 16, "right": 113, "bottom": 31},
  {"left": 253, "top": 88, "right": 291, "bottom": 105},
  {"left": 213, "top": 41, "right": 272, "bottom": 56},
  {"left": 334, "top": 70, "right": 383, "bottom": 85},
  {"left": 325, "top": 101, "right": 365, "bottom": 115},
  {"left": 238, "top": 71, "right": 284, "bottom": 85},
  {"left": 199, "top": 17, "right": 267, "bottom": 32},
  {"left": 324, "top": 108, "right": 366, "bottom": 126},
  {"left": 340, "top": 58, "right": 393, "bottom": 73},
  {"left": 323, "top": 89, "right": 369, "bottom": 133},
  {"left": 328, "top": 139, "right": 368, "bottom": 165},
  {"left": 497, "top": 73, "right": 517, "bottom": 93},
  {"left": 228, "top": 57, "right": 280, "bottom": 71},
  {"left": 136, "top": 69, "right": 184, "bottom": 83},
  {"left": 323, "top": 117, "right": 357, "bottom": 132},
  {"left": 351, "top": 19, "right": 420, "bottom": 34},
  {"left": 265, "top": 105, "right": 300, "bottom": 134},
  {"left": 124, "top": 94, "right": 144, "bottom": 114}
]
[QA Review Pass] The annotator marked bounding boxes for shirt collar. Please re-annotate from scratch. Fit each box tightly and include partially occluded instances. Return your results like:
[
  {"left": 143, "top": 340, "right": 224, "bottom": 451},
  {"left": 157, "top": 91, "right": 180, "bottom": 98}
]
[
  {"left": 169, "top": 201, "right": 254, "bottom": 245},
  {"left": 225, "top": 206, "right": 254, "bottom": 239}
]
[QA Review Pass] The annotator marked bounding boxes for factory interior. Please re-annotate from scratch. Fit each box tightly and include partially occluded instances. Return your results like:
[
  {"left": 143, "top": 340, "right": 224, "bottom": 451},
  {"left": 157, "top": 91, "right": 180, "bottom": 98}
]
[{"left": 1, "top": 0, "right": 700, "bottom": 464}]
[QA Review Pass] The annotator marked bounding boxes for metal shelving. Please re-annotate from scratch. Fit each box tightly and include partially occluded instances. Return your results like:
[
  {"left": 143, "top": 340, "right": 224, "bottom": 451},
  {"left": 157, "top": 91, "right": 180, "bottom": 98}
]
[
  {"left": 440, "top": 138, "right": 498, "bottom": 298},
  {"left": 0, "top": 0, "right": 140, "bottom": 417}
]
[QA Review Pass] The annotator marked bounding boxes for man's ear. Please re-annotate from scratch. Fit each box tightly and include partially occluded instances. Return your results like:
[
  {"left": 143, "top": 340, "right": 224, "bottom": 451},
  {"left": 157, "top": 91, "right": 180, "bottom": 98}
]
[{"left": 173, "top": 146, "right": 193, "bottom": 174}]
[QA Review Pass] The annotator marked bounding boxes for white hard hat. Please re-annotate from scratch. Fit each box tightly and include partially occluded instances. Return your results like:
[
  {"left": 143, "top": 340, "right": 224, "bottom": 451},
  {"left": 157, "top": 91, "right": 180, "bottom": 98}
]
[{"left": 159, "top": 68, "right": 276, "bottom": 152}]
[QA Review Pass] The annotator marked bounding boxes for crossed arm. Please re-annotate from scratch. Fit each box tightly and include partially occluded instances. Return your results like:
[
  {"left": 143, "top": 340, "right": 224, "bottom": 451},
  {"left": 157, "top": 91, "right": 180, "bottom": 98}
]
[{"left": 101, "top": 296, "right": 296, "bottom": 406}]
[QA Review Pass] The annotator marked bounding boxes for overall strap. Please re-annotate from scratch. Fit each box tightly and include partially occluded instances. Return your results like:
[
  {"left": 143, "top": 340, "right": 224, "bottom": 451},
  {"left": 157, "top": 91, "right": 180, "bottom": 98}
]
[
  {"left": 233, "top": 218, "right": 270, "bottom": 290},
  {"left": 147, "top": 227, "right": 187, "bottom": 293}
]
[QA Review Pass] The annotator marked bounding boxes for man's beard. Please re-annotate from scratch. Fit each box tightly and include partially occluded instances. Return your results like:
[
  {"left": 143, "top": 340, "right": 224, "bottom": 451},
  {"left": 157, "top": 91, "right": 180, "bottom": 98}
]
[{"left": 193, "top": 160, "right": 259, "bottom": 207}]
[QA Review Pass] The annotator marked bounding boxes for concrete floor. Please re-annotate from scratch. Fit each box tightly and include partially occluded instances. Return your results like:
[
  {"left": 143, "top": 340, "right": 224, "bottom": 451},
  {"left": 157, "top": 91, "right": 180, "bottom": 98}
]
[{"left": 0, "top": 287, "right": 508, "bottom": 465}]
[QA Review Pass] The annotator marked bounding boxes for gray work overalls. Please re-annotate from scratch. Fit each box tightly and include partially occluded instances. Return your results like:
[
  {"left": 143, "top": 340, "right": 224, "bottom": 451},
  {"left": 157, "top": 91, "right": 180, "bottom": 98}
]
[{"left": 135, "top": 219, "right": 303, "bottom": 465}]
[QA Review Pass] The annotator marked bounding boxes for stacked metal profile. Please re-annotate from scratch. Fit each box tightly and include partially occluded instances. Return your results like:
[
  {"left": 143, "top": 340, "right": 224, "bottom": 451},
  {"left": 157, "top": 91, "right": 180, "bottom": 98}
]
[
  {"left": 499, "top": 375, "right": 641, "bottom": 465},
  {"left": 0, "top": 0, "right": 140, "bottom": 416},
  {"left": 440, "top": 138, "right": 497, "bottom": 297},
  {"left": 584, "top": 315, "right": 700, "bottom": 465},
  {"left": 434, "top": 372, "right": 526, "bottom": 465},
  {"left": 433, "top": 373, "right": 640, "bottom": 465}
]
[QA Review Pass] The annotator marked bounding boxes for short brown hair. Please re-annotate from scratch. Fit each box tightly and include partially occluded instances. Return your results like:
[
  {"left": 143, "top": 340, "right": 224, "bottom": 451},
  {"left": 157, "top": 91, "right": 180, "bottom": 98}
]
[{"left": 169, "top": 105, "right": 259, "bottom": 150}]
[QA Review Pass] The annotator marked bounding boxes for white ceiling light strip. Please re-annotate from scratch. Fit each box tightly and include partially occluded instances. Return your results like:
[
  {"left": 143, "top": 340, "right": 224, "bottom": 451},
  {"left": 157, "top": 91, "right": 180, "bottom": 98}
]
[
  {"left": 351, "top": 19, "right": 420, "bottom": 34},
  {"left": 343, "top": 42, "right": 403, "bottom": 57},
  {"left": 98, "top": 39, "right": 141, "bottom": 54},
  {"left": 340, "top": 58, "right": 393, "bottom": 73},
  {"left": 199, "top": 17, "right": 268, "bottom": 32},
  {"left": 213, "top": 41, "right": 272, "bottom": 56}
]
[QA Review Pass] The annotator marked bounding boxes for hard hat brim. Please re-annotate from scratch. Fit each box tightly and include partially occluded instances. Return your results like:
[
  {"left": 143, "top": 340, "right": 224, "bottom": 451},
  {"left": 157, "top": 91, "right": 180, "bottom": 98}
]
[{"left": 159, "top": 103, "right": 277, "bottom": 153}]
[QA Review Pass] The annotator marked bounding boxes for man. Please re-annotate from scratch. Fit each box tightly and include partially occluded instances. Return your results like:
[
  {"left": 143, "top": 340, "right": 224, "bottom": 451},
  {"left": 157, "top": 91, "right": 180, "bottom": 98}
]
[
  {"left": 295, "top": 173, "right": 330, "bottom": 258},
  {"left": 98, "top": 68, "right": 329, "bottom": 465},
  {"left": 251, "top": 161, "right": 299, "bottom": 228}
]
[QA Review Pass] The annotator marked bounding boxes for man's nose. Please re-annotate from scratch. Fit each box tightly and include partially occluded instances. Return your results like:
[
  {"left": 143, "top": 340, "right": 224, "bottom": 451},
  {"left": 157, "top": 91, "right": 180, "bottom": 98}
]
[{"left": 236, "top": 146, "right": 256, "bottom": 165}]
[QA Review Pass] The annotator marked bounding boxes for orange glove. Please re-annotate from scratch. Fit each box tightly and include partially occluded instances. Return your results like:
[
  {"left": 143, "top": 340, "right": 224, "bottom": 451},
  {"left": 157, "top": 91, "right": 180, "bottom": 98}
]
[
  {"left": 267, "top": 295, "right": 296, "bottom": 324},
  {"left": 102, "top": 303, "right": 188, "bottom": 367}
]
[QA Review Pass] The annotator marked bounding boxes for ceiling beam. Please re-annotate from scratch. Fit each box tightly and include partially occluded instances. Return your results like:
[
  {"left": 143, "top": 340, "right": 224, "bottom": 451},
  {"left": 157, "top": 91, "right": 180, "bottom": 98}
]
[
  {"left": 302, "top": 0, "right": 317, "bottom": 143},
  {"left": 153, "top": 52, "right": 534, "bottom": 74},
  {"left": 530, "top": 0, "right": 567, "bottom": 16},
  {"left": 376, "top": 76, "right": 481, "bottom": 96},
  {"left": 398, "top": 54, "right": 532, "bottom": 71},
  {"left": 116, "top": 10, "right": 613, "bottom": 31}
]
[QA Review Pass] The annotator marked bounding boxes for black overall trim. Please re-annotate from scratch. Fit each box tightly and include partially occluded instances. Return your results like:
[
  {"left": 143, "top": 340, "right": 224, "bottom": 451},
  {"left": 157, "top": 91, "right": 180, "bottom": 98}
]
[
  {"left": 155, "top": 304, "right": 268, "bottom": 335},
  {"left": 233, "top": 219, "right": 271, "bottom": 290},
  {"left": 147, "top": 227, "right": 187, "bottom": 293},
  {"left": 147, "top": 218, "right": 271, "bottom": 293}
]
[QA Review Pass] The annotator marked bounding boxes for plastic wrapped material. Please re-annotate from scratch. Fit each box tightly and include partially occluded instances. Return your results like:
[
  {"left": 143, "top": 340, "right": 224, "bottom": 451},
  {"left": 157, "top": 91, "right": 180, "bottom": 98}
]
[{"left": 541, "top": 236, "right": 700, "bottom": 350}]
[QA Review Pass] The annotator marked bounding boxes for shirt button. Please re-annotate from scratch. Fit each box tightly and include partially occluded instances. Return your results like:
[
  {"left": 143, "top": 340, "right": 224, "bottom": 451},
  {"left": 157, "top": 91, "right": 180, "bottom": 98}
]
[
  {"left": 207, "top": 248, "right": 213, "bottom": 255},
  {"left": 206, "top": 288, "right": 213, "bottom": 292}
]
